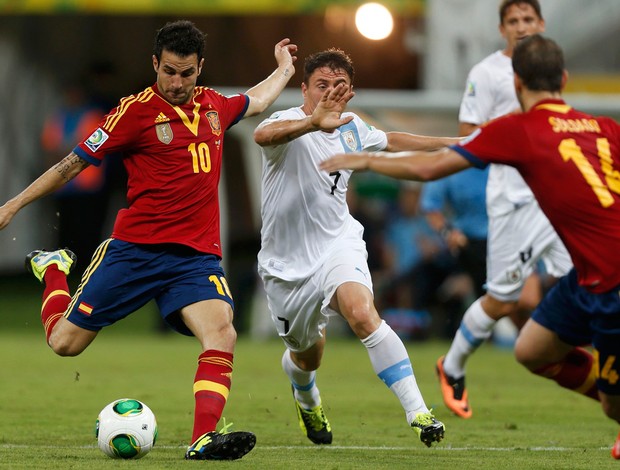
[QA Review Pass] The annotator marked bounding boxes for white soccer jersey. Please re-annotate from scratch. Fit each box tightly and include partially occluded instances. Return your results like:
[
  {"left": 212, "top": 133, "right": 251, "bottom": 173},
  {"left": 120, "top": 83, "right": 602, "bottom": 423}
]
[
  {"left": 257, "top": 106, "right": 388, "bottom": 281},
  {"left": 459, "top": 50, "right": 534, "bottom": 217}
]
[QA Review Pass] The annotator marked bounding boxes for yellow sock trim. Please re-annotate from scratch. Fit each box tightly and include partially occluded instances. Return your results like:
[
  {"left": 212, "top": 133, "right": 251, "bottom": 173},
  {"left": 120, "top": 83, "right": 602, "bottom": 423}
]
[
  {"left": 41, "top": 290, "right": 71, "bottom": 313},
  {"left": 193, "top": 380, "right": 230, "bottom": 400}
]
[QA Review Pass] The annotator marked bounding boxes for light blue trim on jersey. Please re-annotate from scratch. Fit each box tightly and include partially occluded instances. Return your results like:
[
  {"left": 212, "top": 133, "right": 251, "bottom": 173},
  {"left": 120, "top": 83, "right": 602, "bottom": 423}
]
[
  {"left": 338, "top": 121, "right": 363, "bottom": 152},
  {"left": 292, "top": 378, "right": 315, "bottom": 392},
  {"left": 378, "top": 359, "right": 414, "bottom": 387},
  {"left": 459, "top": 322, "right": 485, "bottom": 348}
]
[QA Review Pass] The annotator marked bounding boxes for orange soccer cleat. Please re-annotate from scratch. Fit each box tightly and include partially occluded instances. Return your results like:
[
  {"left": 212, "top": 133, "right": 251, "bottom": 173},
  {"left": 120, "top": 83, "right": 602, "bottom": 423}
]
[
  {"left": 435, "top": 356, "right": 472, "bottom": 419},
  {"left": 612, "top": 431, "right": 620, "bottom": 460}
]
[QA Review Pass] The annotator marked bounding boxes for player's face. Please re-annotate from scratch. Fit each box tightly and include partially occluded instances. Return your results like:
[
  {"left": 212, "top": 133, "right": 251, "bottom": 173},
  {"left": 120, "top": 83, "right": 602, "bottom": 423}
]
[
  {"left": 153, "top": 50, "right": 203, "bottom": 106},
  {"left": 500, "top": 3, "right": 545, "bottom": 55},
  {"left": 301, "top": 66, "right": 352, "bottom": 115}
]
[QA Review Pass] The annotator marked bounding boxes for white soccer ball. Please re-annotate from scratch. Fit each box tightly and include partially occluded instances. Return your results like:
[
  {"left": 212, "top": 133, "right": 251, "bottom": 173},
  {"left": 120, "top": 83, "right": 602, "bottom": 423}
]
[{"left": 95, "top": 398, "right": 158, "bottom": 459}]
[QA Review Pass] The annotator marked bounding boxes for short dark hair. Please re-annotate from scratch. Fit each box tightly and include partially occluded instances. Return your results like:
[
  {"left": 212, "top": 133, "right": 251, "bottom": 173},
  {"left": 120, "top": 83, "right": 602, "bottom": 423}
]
[
  {"left": 512, "top": 34, "right": 564, "bottom": 92},
  {"left": 153, "top": 20, "right": 206, "bottom": 62},
  {"left": 303, "top": 48, "right": 355, "bottom": 85},
  {"left": 499, "top": 0, "right": 543, "bottom": 23}
]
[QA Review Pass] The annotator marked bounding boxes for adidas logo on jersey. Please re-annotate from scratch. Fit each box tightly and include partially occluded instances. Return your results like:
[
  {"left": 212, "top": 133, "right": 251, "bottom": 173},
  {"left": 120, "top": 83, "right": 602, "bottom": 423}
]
[{"left": 155, "top": 112, "right": 170, "bottom": 123}]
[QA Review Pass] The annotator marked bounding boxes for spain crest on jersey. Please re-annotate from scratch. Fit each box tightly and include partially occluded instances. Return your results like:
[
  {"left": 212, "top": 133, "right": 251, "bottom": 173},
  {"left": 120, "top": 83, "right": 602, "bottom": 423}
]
[{"left": 206, "top": 111, "right": 222, "bottom": 136}]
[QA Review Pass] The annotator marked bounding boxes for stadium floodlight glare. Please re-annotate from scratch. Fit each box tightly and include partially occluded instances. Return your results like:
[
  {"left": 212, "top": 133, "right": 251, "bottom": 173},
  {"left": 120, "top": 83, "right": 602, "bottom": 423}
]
[{"left": 355, "top": 2, "right": 394, "bottom": 40}]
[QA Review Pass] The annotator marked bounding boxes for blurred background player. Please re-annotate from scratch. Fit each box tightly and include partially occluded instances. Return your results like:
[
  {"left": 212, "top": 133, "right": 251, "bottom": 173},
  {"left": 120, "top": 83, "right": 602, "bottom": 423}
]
[
  {"left": 321, "top": 33, "right": 620, "bottom": 459},
  {"left": 0, "top": 20, "right": 298, "bottom": 461},
  {"left": 419, "top": 166, "right": 489, "bottom": 338},
  {"left": 436, "top": 0, "right": 572, "bottom": 418},
  {"left": 40, "top": 77, "right": 109, "bottom": 266},
  {"left": 254, "top": 48, "right": 459, "bottom": 447},
  {"left": 380, "top": 182, "right": 461, "bottom": 340}
]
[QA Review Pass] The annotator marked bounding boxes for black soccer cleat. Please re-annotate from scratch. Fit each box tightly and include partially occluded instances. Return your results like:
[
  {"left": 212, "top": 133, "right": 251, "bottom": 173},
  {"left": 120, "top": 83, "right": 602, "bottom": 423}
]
[{"left": 185, "top": 430, "right": 256, "bottom": 460}]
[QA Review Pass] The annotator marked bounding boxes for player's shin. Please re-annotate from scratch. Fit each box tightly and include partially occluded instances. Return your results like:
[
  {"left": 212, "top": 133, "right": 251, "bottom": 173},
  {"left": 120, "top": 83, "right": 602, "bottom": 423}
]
[
  {"left": 40, "top": 265, "right": 72, "bottom": 342},
  {"left": 191, "top": 350, "right": 234, "bottom": 442},
  {"left": 362, "top": 320, "right": 428, "bottom": 417}
]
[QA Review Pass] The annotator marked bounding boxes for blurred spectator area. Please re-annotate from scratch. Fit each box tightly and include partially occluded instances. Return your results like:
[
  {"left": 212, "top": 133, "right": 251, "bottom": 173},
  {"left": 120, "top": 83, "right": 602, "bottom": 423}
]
[
  {"left": 2, "top": 7, "right": 620, "bottom": 272},
  {"left": 1, "top": 6, "right": 620, "bottom": 336}
]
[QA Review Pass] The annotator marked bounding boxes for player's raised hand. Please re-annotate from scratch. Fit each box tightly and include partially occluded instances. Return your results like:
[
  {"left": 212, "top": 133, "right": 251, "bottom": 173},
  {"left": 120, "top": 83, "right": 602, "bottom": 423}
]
[
  {"left": 274, "top": 38, "right": 298, "bottom": 69},
  {"left": 320, "top": 151, "right": 372, "bottom": 172},
  {"left": 310, "top": 83, "right": 355, "bottom": 131}
]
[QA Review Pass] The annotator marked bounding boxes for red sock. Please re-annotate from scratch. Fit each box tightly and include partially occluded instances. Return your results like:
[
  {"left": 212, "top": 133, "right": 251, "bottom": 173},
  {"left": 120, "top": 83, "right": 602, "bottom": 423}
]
[
  {"left": 191, "top": 350, "right": 233, "bottom": 442},
  {"left": 534, "top": 347, "right": 599, "bottom": 400},
  {"left": 41, "top": 265, "right": 72, "bottom": 342}
]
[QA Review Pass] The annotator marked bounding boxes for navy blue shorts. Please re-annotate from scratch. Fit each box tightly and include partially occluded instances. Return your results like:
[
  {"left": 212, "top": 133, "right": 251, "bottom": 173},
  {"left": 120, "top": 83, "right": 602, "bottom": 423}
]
[
  {"left": 532, "top": 268, "right": 620, "bottom": 394},
  {"left": 64, "top": 238, "right": 234, "bottom": 336}
]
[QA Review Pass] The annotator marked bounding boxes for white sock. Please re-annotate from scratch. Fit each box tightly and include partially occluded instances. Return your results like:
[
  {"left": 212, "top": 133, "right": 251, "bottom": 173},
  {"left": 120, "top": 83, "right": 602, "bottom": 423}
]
[
  {"left": 443, "top": 297, "right": 496, "bottom": 378},
  {"left": 361, "top": 320, "right": 428, "bottom": 424},
  {"left": 281, "top": 349, "right": 321, "bottom": 409}
]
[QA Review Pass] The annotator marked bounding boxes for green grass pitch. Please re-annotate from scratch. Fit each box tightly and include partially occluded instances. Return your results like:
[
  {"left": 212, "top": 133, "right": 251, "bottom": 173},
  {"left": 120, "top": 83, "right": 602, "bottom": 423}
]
[{"left": 0, "top": 277, "right": 617, "bottom": 469}]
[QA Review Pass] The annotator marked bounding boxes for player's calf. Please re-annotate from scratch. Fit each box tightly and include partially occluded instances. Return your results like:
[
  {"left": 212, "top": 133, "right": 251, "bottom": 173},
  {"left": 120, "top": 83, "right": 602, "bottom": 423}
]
[{"left": 531, "top": 347, "right": 599, "bottom": 400}]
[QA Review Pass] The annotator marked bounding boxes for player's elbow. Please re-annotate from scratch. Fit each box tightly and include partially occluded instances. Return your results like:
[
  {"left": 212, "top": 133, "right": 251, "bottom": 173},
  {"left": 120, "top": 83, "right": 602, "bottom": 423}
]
[
  {"left": 253, "top": 126, "right": 272, "bottom": 147},
  {"left": 410, "top": 164, "right": 441, "bottom": 182},
  {"left": 245, "top": 95, "right": 269, "bottom": 119}
]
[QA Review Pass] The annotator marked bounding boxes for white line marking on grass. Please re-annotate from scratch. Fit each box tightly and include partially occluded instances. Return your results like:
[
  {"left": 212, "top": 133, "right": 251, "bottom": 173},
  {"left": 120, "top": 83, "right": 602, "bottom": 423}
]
[
  {"left": 257, "top": 445, "right": 610, "bottom": 452},
  {"left": 2, "top": 444, "right": 609, "bottom": 452}
]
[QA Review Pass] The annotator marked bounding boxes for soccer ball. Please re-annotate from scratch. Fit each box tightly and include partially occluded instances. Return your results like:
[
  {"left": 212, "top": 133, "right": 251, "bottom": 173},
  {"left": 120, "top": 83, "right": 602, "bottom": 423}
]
[{"left": 95, "top": 398, "right": 158, "bottom": 459}]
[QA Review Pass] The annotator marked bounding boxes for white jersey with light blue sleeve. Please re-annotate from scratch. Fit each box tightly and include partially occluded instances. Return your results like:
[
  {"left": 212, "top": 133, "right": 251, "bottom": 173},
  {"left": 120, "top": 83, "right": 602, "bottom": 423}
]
[
  {"left": 459, "top": 50, "right": 535, "bottom": 217},
  {"left": 257, "top": 106, "right": 387, "bottom": 281}
]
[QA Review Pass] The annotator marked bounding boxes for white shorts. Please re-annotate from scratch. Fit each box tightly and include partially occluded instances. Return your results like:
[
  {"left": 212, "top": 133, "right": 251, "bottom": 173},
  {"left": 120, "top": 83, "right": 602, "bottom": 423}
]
[
  {"left": 486, "top": 199, "right": 572, "bottom": 302},
  {"left": 258, "top": 236, "right": 373, "bottom": 352}
]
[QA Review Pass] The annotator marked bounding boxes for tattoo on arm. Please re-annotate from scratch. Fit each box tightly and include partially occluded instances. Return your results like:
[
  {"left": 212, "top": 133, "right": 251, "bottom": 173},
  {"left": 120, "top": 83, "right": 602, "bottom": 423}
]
[{"left": 54, "top": 153, "right": 90, "bottom": 182}]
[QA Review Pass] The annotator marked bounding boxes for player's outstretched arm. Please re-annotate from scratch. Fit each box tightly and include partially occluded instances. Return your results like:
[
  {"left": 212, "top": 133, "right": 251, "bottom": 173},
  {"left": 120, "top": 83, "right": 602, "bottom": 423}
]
[
  {"left": 319, "top": 147, "right": 472, "bottom": 181},
  {"left": 244, "top": 38, "right": 298, "bottom": 118},
  {"left": 385, "top": 131, "right": 462, "bottom": 152},
  {"left": 254, "top": 83, "right": 354, "bottom": 147},
  {"left": 0, "top": 152, "right": 89, "bottom": 230}
]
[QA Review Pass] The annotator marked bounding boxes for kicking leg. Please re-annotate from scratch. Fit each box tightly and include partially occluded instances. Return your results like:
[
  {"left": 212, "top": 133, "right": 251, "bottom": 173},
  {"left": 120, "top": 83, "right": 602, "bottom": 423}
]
[{"left": 26, "top": 248, "right": 96, "bottom": 356}]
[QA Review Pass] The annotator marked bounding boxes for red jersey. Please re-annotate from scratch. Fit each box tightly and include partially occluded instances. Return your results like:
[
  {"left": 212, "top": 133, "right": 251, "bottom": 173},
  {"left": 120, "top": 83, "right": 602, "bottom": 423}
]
[
  {"left": 453, "top": 99, "right": 620, "bottom": 293},
  {"left": 74, "top": 85, "right": 249, "bottom": 257}
]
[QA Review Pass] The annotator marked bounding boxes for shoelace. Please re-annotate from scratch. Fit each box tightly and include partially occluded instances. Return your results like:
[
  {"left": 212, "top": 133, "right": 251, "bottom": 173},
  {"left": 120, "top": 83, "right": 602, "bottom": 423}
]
[
  {"left": 219, "top": 417, "right": 234, "bottom": 435},
  {"left": 414, "top": 410, "right": 436, "bottom": 427},
  {"left": 304, "top": 407, "right": 327, "bottom": 431}
]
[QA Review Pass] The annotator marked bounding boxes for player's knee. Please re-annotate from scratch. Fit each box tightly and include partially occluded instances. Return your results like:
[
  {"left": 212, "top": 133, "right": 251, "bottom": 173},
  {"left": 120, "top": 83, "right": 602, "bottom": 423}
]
[
  {"left": 290, "top": 349, "right": 322, "bottom": 371},
  {"left": 223, "top": 324, "right": 237, "bottom": 345},
  {"left": 48, "top": 335, "right": 85, "bottom": 357},
  {"left": 481, "top": 294, "right": 518, "bottom": 320},
  {"left": 47, "top": 326, "right": 94, "bottom": 357},
  {"left": 296, "top": 356, "right": 321, "bottom": 371},
  {"left": 513, "top": 337, "right": 539, "bottom": 371},
  {"left": 346, "top": 307, "right": 380, "bottom": 338}
]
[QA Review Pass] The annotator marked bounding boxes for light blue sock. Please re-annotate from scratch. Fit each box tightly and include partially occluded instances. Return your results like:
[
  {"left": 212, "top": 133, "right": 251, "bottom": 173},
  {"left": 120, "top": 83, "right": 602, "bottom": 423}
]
[
  {"left": 281, "top": 349, "right": 321, "bottom": 409},
  {"left": 362, "top": 320, "right": 428, "bottom": 423}
]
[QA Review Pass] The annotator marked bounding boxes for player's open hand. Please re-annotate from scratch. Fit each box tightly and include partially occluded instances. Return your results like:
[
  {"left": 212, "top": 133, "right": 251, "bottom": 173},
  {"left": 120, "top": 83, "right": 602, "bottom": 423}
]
[
  {"left": 320, "top": 151, "right": 372, "bottom": 172},
  {"left": 310, "top": 83, "right": 355, "bottom": 131}
]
